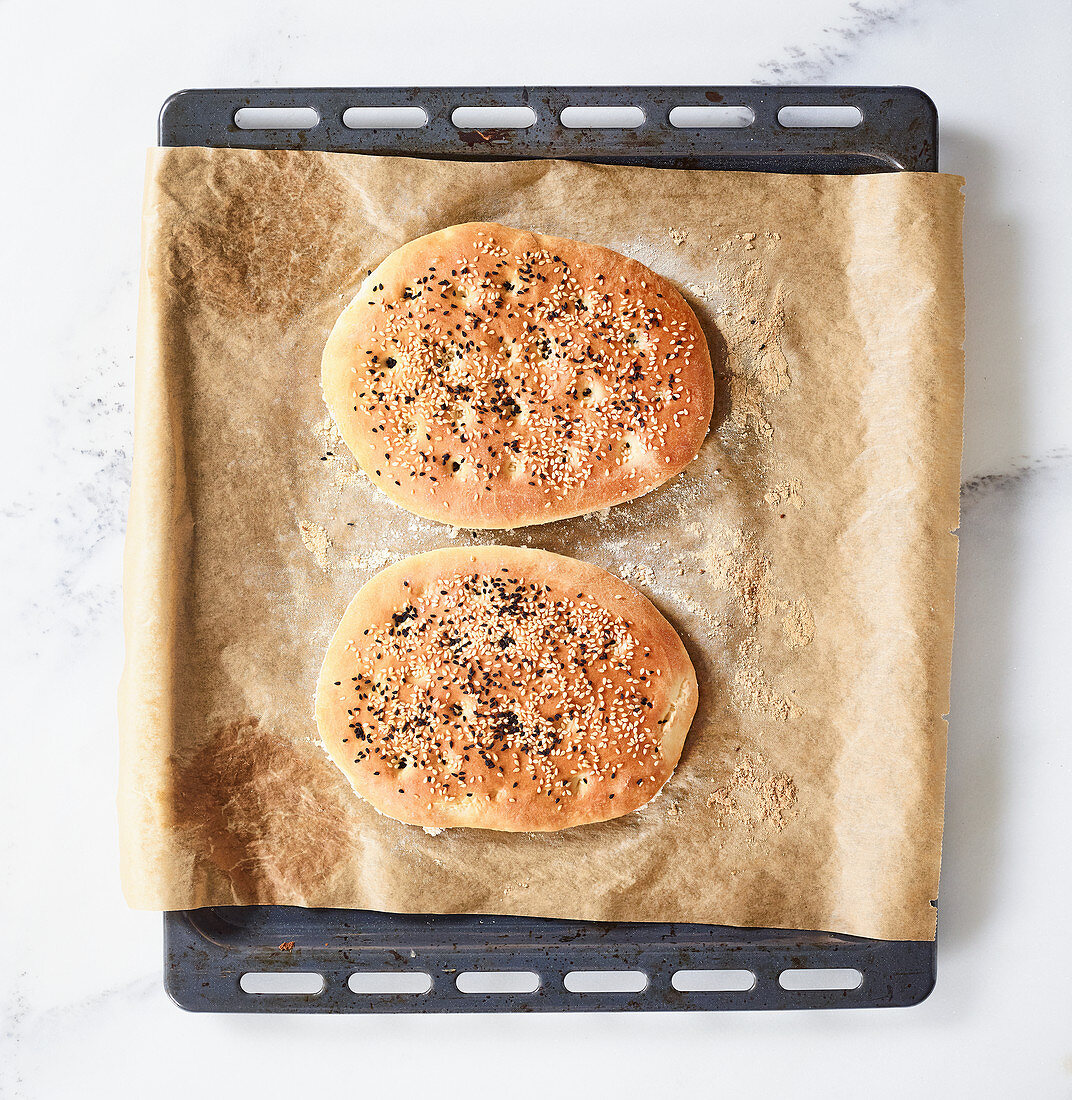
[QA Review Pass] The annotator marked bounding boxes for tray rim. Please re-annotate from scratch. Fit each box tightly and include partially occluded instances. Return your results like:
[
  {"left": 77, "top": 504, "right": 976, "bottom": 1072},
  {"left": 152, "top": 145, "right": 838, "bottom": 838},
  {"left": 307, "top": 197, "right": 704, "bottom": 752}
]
[
  {"left": 157, "top": 83, "right": 938, "bottom": 172},
  {"left": 155, "top": 82, "right": 939, "bottom": 1014}
]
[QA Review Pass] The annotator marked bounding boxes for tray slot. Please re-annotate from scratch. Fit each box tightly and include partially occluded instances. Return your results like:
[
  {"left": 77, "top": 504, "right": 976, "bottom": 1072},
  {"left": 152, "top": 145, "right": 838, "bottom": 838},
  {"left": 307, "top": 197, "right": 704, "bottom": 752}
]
[
  {"left": 668, "top": 104, "right": 754, "bottom": 128},
  {"left": 234, "top": 105, "right": 319, "bottom": 130},
  {"left": 563, "top": 970, "right": 648, "bottom": 994},
  {"left": 456, "top": 971, "right": 541, "bottom": 994},
  {"left": 777, "top": 104, "right": 863, "bottom": 128},
  {"left": 342, "top": 105, "right": 427, "bottom": 129},
  {"left": 779, "top": 966, "right": 864, "bottom": 991},
  {"left": 239, "top": 972, "right": 325, "bottom": 995},
  {"left": 671, "top": 969, "right": 756, "bottom": 992},
  {"left": 347, "top": 971, "right": 432, "bottom": 994},
  {"left": 450, "top": 105, "right": 536, "bottom": 130},
  {"left": 559, "top": 104, "right": 645, "bottom": 128}
]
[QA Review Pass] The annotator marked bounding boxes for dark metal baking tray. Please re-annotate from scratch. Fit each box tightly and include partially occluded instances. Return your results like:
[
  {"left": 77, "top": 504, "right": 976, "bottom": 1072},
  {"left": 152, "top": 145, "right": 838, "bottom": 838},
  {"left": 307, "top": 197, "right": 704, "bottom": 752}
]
[{"left": 158, "top": 85, "right": 939, "bottom": 1013}]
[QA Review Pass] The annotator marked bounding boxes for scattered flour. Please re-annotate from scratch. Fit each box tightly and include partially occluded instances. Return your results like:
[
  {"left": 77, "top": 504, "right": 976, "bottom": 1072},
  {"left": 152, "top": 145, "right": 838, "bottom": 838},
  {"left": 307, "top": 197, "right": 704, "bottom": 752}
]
[
  {"left": 298, "top": 521, "right": 331, "bottom": 571},
  {"left": 352, "top": 546, "right": 398, "bottom": 573},
  {"left": 732, "top": 637, "right": 803, "bottom": 721},
  {"left": 706, "top": 751, "right": 799, "bottom": 836},
  {"left": 764, "top": 479, "right": 805, "bottom": 511},
  {"left": 619, "top": 562, "right": 657, "bottom": 588},
  {"left": 314, "top": 415, "right": 365, "bottom": 488},
  {"left": 780, "top": 598, "right": 815, "bottom": 650}
]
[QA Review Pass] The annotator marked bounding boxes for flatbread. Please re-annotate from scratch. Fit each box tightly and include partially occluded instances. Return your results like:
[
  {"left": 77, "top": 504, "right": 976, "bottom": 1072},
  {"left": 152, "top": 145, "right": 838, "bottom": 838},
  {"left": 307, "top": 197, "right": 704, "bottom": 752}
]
[
  {"left": 321, "top": 222, "right": 714, "bottom": 528},
  {"left": 315, "top": 546, "right": 698, "bottom": 831}
]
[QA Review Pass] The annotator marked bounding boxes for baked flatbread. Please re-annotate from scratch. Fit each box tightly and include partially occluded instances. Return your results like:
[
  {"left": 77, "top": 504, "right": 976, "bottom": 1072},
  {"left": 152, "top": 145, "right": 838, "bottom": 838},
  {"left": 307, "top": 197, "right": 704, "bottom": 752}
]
[
  {"left": 315, "top": 546, "right": 698, "bottom": 831},
  {"left": 321, "top": 223, "right": 713, "bottom": 528}
]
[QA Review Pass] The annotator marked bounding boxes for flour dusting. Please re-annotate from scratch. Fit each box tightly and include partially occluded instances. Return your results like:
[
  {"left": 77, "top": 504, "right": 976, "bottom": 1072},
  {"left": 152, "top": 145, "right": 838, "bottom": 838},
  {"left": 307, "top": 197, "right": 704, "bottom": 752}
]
[{"left": 298, "top": 521, "right": 331, "bottom": 571}]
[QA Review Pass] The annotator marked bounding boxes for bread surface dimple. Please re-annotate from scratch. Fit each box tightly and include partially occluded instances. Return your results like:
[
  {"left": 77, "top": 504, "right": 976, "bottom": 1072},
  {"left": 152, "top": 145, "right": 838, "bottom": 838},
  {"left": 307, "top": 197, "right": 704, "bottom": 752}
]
[{"left": 321, "top": 223, "right": 714, "bottom": 528}]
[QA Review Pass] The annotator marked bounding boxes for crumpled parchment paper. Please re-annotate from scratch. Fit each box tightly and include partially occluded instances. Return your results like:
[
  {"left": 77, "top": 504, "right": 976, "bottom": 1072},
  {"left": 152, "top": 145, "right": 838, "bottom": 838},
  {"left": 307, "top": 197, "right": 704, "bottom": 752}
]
[{"left": 119, "top": 148, "right": 964, "bottom": 940}]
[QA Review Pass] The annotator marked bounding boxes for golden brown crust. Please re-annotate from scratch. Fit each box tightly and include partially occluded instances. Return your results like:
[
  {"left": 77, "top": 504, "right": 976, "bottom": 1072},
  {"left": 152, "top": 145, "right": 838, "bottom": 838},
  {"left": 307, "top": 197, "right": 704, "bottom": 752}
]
[
  {"left": 321, "top": 223, "right": 713, "bottom": 528},
  {"left": 315, "top": 546, "right": 698, "bottom": 831}
]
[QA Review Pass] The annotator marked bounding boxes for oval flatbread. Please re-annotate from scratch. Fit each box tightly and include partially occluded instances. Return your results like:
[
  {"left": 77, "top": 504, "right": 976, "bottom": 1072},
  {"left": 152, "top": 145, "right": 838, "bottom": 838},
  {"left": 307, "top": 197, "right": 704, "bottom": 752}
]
[
  {"left": 315, "top": 546, "right": 698, "bottom": 831},
  {"left": 321, "top": 222, "right": 714, "bottom": 528}
]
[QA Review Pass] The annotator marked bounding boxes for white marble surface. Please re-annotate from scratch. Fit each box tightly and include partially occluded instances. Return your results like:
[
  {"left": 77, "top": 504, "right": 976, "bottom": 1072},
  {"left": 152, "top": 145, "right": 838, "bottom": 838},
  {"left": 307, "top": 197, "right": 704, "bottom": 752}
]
[{"left": 2, "top": 0, "right": 1070, "bottom": 1095}]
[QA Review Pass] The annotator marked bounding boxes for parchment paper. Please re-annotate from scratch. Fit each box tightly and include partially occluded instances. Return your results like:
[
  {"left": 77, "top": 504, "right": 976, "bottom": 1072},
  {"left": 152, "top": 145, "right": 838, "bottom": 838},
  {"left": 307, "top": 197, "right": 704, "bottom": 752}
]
[{"left": 119, "top": 148, "right": 964, "bottom": 940}]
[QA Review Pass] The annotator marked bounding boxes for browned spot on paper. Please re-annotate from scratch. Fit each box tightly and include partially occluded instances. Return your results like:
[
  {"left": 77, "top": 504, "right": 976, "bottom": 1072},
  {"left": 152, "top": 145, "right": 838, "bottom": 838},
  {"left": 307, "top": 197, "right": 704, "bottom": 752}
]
[
  {"left": 172, "top": 717, "right": 353, "bottom": 901},
  {"left": 164, "top": 151, "right": 354, "bottom": 320}
]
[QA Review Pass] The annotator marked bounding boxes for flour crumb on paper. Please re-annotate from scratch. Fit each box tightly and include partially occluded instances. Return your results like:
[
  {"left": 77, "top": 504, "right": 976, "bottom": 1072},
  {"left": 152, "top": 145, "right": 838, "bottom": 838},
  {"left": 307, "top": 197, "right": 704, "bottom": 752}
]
[
  {"left": 315, "top": 415, "right": 344, "bottom": 452},
  {"left": 707, "top": 752, "right": 799, "bottom": 836},
  {"left": 780, "top": 597, "right": 815, "bottom": 650},
  {"left": 764, "top": 479, "right": 805, "bottom": 510},
  {"left": 689, "top": 523, "right": 778, "bottom": 627},
  {"left": 619, "top": 562, "right": 657, "bottom": 588},
  {"left": 314, "top": 415, "right": 365, "bottom": 489},
  {"left": 732, "top": 637, "right": 803, "bottom": 721},
  {"left": 683, "top": 280, "right": 722, "bottom": 304},
  {"left": 694, "top": 241, "right": 795, "bottom": 443},
  {"left": 349, "top": 545, "right": 400, "bottom": 575},
  {"left": 298, "top": 521, "right": 332, "bottom": 571}
]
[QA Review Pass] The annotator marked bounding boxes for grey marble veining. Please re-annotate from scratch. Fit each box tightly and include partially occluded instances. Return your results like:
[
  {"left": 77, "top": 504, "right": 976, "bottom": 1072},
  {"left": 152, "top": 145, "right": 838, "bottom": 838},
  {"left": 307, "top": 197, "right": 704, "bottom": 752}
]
[
  {"left": 960, "top": 447, "right": 1072, "bottom": 500},
  {"left": 5, "top": 364, "right": 132, "bottom": 645},
  {"left": 758, "top": 0, "right": 936, "bottom": 82}
]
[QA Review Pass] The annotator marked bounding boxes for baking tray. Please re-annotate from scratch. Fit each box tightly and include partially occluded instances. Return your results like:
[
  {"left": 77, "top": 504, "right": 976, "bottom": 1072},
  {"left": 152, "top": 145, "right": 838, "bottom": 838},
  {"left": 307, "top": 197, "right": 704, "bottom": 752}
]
[{"left": 158, "top": 85, "right": 939, "bottom": 1013}]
